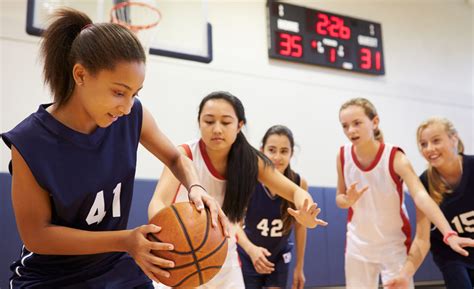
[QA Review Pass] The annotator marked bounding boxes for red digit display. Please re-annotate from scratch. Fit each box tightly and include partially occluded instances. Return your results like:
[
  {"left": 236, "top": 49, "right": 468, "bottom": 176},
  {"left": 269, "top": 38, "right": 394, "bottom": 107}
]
[
  {"left": 359, "top": 48, "right": 372, "bottom": 69},
  {"left": 315, "top": 13, "right": 351, "bottom": 40},
  {"left": 327, "top": 16, "right": 340, "bottom": 38},
  {"left": 316, "top": 13, "right": 329, "bottom": 35},
  {"left": 375, "top": 51, "right": 381, "bottom": 71},
  {"left": 359, "top": 48, "right": 383, "bottom": 71},
  {"left": 329, "top": 48, "right": 336, "bottom": 63},
  {"left": 279, "top": 33, "right": 292, "bottom": 56},
  {"left": 277, "top": 32, "right": 303, "bottom": 58},
  {"left": 340, "top": 24, "right": 350, "bottom": 40}
]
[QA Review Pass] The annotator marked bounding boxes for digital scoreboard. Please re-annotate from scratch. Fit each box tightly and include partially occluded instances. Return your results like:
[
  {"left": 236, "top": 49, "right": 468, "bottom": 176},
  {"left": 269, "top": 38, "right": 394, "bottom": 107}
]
[{"left": 268, "top": 1, "right": 385, "bottom": 75}]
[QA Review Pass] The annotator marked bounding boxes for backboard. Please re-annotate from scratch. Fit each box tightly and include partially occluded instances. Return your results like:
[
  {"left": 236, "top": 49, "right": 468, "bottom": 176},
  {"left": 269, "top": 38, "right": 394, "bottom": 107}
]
[{"left": 26, "top": 0, "right": 213, "bottom": 63}]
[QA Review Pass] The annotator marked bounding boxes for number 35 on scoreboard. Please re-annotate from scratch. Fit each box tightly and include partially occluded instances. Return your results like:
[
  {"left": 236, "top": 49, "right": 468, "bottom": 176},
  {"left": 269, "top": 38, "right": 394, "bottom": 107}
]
[{"left": 268, "top": 1, "right": 385, "bottom": 75}]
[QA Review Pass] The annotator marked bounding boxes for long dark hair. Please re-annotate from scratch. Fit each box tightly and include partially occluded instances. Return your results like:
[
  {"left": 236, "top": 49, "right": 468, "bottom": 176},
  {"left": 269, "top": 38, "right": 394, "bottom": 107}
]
[
  {"left": 41, "top": 8, "right": 146, "bottom": 107},
  {"left": 261, "top": 125, "right": 298, "bottom": 235},
  {"left": 198, "top": 91, "right": 272, "bottom": 223}
]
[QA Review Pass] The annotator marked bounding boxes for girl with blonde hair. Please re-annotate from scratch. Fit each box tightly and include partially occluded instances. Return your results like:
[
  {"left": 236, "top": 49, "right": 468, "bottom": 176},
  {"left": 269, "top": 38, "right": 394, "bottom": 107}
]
[{"left": 386, "top": 117, "right": 474, "bottom": 289}]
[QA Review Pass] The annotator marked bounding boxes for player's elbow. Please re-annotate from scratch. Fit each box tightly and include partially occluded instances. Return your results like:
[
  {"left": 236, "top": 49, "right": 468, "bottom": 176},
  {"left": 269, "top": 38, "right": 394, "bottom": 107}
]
[
  {"left": 21, "top": 237, "right": 48, "bottom": 255},
  {"left": 18, "top": 226, "right": 55, "bottom": 255},
  {"left": 412, "top": 235, "right": 431, "bottom": 258},
  {"left": 419, "top": 238, "right": 431, "bottom": 255}
]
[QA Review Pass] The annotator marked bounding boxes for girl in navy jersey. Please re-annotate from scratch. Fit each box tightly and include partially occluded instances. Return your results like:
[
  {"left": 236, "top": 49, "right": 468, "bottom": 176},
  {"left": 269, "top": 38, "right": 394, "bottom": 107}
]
[
  {"left": 1, "top": 9, "right": 227, "bottom": 289},
  {"left": 336, "top": 98, "right": 471, "bottom": 289},
  {"left": 386, "top": 117, "right": 474, "bottom": 289},
  {"left": 236, "top": 125, "right": 308, "bottom": 289},
  {"left": 149, "top": 92, "right": 327, "bottom": 289}
]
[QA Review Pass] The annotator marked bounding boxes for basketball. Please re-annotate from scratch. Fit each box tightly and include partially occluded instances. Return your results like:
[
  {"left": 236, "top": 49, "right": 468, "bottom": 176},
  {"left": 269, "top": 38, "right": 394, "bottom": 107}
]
[{"left": 148, "top": 202, "right": 228, "bottom": 287}]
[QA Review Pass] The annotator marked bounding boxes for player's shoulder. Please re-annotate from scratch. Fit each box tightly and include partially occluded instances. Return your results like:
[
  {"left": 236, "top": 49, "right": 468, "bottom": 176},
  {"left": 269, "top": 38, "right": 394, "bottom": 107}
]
[
  {"left": 390, "top": 145, "right": 409, "bottom": 164},
  {"left": 2, "top": 106, "right": 49, "bottom": 148},
  {"left": 177, "top": 139, "right": 200, "bottom": 159},
  {"left": 462, "top": 154, "right": 474, "bottom": 166}
]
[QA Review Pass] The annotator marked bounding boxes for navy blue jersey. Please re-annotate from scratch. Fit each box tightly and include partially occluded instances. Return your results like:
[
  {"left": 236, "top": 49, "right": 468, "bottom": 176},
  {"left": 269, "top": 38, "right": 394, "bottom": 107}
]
[
  {"left": 1, "top": 99, "right": 150, "bottom": 288},
  {"left": 238, "top": 174, "right": 301, "bottom": 269},
  {"left": 420, "top": 154, "right": 474, "bottom": 269}
]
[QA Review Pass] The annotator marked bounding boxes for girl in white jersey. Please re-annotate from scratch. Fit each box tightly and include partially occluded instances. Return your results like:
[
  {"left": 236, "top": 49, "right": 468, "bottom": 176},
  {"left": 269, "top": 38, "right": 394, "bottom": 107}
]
[
  {"left": 149, "top": 91, "right": 327, "bottom": 289},
  {"left": 336, "top": 98, "right": 470, "bottom": 289}
]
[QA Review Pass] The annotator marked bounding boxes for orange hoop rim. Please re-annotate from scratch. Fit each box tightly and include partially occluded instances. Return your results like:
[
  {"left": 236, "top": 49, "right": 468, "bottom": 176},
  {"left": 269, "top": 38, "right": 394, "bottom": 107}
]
[{"left": 110, "top": 1, "right": 161, "bottom": 31}]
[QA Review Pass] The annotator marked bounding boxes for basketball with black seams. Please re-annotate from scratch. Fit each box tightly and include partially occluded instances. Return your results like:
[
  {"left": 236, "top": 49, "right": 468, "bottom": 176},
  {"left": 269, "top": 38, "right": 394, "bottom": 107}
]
[{"left": 148, "top": 202, "right": 228, "bottom": 287}]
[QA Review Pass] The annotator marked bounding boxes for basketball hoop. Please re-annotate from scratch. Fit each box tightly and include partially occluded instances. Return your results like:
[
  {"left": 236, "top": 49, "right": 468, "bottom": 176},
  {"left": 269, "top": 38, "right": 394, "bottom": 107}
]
[{"left": 110, "top": 1, "right": 161, "bottom": 32}]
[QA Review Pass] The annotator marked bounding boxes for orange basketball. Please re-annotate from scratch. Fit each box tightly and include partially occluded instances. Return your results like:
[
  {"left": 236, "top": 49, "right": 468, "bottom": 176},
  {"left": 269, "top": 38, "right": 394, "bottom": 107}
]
[{"left": 148, "top": 202, "right": 228, "bottom": 287}]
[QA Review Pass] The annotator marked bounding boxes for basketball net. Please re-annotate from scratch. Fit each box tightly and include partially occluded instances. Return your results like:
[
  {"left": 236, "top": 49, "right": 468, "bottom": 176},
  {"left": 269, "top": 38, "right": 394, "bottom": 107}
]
[{"left": 110, "top": 0, "right": 161, "bottom": 54}]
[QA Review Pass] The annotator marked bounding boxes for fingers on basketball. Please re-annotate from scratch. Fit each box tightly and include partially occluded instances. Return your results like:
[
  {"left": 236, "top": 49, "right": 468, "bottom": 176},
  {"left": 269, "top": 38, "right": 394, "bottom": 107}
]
[{"left": 148, "top": 202, "right": 228, "bottom": 287}]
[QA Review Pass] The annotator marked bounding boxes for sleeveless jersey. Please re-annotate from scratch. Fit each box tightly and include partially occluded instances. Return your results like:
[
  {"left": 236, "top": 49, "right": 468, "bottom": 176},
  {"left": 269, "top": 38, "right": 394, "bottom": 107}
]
[
  {"left": 238, "top": 174, "right": 301, "bottom": 266},
  {"left": 174, "top": 139, "right": 226, "bottom": 208},
  {"left": 173, "top": 139, "right": 244, "bottom": 288},
  {"left": 420, "top": 154, "right": 474, "bottom": 268},
  {"left": 1, "top": 99, "right": 149, "bottom": 288},
  {"left": 340, "top": 143, "right": 411, "bottom": 262}
]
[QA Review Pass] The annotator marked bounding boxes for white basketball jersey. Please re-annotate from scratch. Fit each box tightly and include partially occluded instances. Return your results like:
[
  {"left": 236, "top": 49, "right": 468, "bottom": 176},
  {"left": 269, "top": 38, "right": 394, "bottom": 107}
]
[
  {"left": 171, "top": 139, "right": 244, "bottom": 289},
  {"left": 174, "top": 139, "right": 227, "bottom": 207},
  {"left": 341, "top": 143, "right": 411, "bottom": 262}
]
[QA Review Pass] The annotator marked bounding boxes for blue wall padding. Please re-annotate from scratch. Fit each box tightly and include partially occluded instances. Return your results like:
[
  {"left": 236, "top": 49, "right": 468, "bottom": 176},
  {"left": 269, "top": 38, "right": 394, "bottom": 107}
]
[
  {"left": 1, "top": 173, "right": 21, "bottom": 288},
  {"left": 0, "top": 173, "right": 443, "bottom": 288}
]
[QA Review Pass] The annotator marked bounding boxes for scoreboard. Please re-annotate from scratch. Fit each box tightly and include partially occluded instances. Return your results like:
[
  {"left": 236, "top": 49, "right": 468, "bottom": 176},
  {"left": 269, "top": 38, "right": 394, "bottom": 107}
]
[{"left": 268, "top": 1, "right": 385, "bottom": 75}]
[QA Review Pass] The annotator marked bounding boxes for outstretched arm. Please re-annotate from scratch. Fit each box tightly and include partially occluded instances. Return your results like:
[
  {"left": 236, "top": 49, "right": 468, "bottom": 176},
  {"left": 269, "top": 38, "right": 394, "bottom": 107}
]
[
  {"left": 394, "top": 150, "right": 474, "bottom": 256},
  {"left": 257, "top": 158, "right": 327, "bottom": 229}
]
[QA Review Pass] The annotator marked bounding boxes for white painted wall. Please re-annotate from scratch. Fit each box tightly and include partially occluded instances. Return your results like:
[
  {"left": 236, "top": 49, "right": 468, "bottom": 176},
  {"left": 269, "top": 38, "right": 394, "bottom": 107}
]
[
  {"left": 472, "top": 1, "right": 474, "bottom": 145},
  {"left": 1, "top": 0, "right": 473, "bottom": 187}
]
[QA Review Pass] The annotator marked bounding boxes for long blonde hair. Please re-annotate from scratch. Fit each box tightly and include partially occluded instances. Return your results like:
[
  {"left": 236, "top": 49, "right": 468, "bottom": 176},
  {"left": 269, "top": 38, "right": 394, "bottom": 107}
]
[
  {"left": 416, "top": 117, "right": 464, "bottom": 204},
  {"left": 339, "top": 98, "right": 384, "bottom": 142}
]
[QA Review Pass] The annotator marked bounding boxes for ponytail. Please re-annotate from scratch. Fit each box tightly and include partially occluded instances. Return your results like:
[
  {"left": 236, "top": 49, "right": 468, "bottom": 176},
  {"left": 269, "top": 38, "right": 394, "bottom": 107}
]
[
  {"left": 41, "top": 8, "right": 145, "bottom": 107},
  {"left": 223, "top": 132, "right": 271, "bottom": 222},
  {"left": 374, "top": 127, "right": 384, "bottom": 142},
  {"left": 41, "top": 9, "right": 91, "bottom": 107}
]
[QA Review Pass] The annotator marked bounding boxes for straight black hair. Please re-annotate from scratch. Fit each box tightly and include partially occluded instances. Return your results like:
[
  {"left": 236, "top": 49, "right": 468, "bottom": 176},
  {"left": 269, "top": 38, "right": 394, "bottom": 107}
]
[{"left": 198, "top": 91, "right": 272, "bottom": 223}]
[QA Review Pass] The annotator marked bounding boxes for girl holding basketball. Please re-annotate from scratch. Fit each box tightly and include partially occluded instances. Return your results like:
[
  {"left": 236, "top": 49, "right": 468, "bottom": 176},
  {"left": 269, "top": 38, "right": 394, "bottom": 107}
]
[
  {"left": 236, "top": 125, "right": 308, "bottom": 289},
  {"left": 1, "top": 9, "right": 227, "bottom": 289},
  {"left": 385, "top": 117, "right": 474, "bottom": 289},
  {"left": 149, "top": 91, "right": 327, "bottom": 289},
  {"left": 336, "top": 98, "right": 471, "bottom": 289}
]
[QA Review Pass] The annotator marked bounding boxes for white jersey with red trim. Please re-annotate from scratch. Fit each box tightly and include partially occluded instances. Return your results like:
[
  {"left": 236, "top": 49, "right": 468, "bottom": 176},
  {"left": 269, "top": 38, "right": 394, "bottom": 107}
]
[
  {"left": 341, "top": 143, "right": 411, "bottom": 263},
  {"left": 174, "top": 139, "right": 227, "bottom": 207},
  {"left": 171, "top": 139, "right": 244, "bottom": 289}
]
